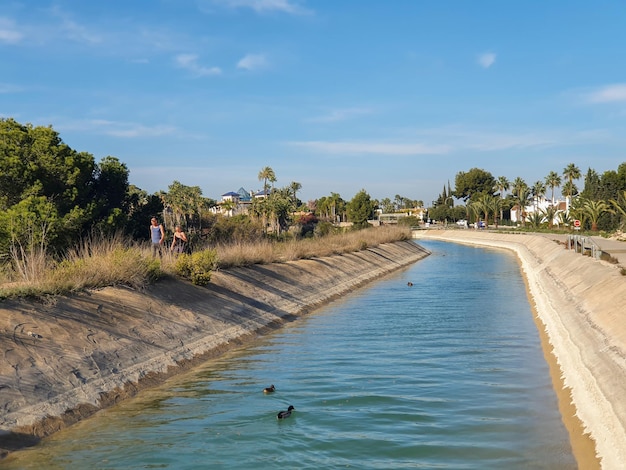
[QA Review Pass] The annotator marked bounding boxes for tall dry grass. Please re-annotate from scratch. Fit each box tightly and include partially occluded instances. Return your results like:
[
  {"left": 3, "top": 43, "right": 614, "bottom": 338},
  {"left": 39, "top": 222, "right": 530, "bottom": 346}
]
[
  {"left": 216, "top": 225, "right": 412, "bottom": 267},
  {"left": 0, "top": 225, "right": 412, "bottom": 298},
  {"left": 0, "top": 233, "right": 161, "bottom": 299}
]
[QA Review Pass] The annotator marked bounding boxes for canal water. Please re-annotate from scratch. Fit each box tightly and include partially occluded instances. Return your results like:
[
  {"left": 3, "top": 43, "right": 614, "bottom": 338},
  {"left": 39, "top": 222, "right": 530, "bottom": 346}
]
[{"left": 4, "top": 240, "right": 576, "bottom": 469}]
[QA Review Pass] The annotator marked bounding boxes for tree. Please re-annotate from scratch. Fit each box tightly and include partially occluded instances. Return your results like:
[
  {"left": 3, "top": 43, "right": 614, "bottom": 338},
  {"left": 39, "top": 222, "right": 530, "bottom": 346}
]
[
  {"left": 563, "top": 163, "right": 581, "bottom": 210},
  {"left": 258, "top": 166, "right": 276, "bottom": 194},
  {"left": 454, "top": 168, "right": 496, "bottom": 201},
  {"left": 494, "top": 176, "right": 510, "bottom": 198},
  {"left": 610, "top": 190, "right": 626, "bottom": 229},
  {"left": 541, "top": 205, "right": 559, "bottom": 229},
  {"left": 493, "top": 176, "right": 509, "bottom": 223},
  {"left": 347, "top": 189, "right": 375, "bottom": 228},
  {"left": 162, "top": 181, "right": 205, "bottom": 229},
  {"left": 544, "top": 171, "right": 562, "bottom": 205},
  {"left": 489, "top": 195, "right": 503, "bottom": 227},
  {"left": 582, "top": 199, "right": 610, "bottom": 231},
  {"left": 0, "top": 118, "right": 100, "bottom": 251},
  {"left": 316, "top": 192, "right": 345, "bottom": 222},
  {"left": 531, "top": 180, "right": 546, "bottom": 212},
  {"left": 511, "top": 178, "right": 531, "bottom": 225},
  {"left": 93, "top": 156, "right": 130, "bottom": 232},
  {"left": 380, "top": 198, "right": 394, "bottom": 214},
  {"left": 289, "top": 181, "right": 302, "bottom": 208}
]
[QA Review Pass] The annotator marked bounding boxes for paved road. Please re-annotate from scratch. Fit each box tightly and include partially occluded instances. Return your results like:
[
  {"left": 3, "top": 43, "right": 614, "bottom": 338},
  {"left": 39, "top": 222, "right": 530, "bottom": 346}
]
[{"left": 528, "top": 232, "right": 626, "bottom": 266}]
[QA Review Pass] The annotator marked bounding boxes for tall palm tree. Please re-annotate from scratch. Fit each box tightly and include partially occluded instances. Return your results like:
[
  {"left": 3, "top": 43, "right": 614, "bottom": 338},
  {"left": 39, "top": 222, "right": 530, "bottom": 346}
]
[
  {"left": 563, "top": 163, "right": 581, "bottom": 186},
  {"left": 563, "top": 163, "right": 581, "bottom": 211},
  {"left": 494, "top": 176, "right": 510, "bottom": 222},
  {"left": 512, "top": 183, "right": 531, "bottom": 226},
  {"left": 290, "top": 181, "right": 302, "bottom": 208},
  {"left": 544, "top": 171, "right": 562, "bottom": 205},
  {"left": 511, "top": 177, "right": 528, "bottom": 224},
  {"left": 531, "top": 180, "right": 546, "bottom": 212},
  {"left": 258, "top": 166, "right": 276, "bottom": 194},
  {"left": 489, "top": 195, "right": 503, "bottom": 228},
  {"left": 494, "top": 176, "right": 510, "bottom": 197}
]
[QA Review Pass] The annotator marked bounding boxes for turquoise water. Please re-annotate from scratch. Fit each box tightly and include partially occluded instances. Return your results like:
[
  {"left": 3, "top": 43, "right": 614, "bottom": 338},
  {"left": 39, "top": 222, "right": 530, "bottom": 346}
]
[{"left": 4, "top": 240, "right": 576, "bottom": 469}]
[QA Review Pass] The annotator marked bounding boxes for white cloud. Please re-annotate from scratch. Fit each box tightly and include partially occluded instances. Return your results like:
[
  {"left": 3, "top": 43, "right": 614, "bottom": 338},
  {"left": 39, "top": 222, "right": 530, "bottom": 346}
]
[
  {"left": 288, "top": 141, "right": 451, "bottom": 155},
  {"left": 208, "top": 0, "right": 311, "bottom": 14},
  {"left": 58, "top": 119, "right": 178, "bottom": 138},
  {"left": 237, "top": 53, "right": 268, "bottom": 71},
  {"left": 175, "top": 53, "right": 222, "bottom": 77},
  {"left": 0, "top": 17, "right": 23, "bottom": 43},
  {"left": 288, "top": 125, "right": 608, "bottom": 158},
  {"left": 478, "top": 52, "right": 496, "bottom": 69},
  {"left": 307, "top": 107, "right": 373, "bottom": 123},
  {"left": 586, "top": 84, "right": 626, "bottom": 103}
]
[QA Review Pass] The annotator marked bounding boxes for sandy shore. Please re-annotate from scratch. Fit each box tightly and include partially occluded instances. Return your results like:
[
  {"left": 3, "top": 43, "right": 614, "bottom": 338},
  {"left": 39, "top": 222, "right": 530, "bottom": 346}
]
[
  {"left": 413, "top": 230, "right": 626, "bottom": 469},
  {"left": 0, "top": 241, "right": 429, "bottom": 458}
]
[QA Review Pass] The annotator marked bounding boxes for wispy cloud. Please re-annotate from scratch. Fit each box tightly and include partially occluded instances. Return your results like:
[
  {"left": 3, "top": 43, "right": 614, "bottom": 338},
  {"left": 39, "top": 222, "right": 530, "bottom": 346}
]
[
  {"left": 0, "top": 17, "right": 23, "bottom": 43},
  {"left": 207, "top": 0, "right": 311, "bottom": 15},
  {"left": 175, "top": 54, "right": 222, "bottom": 76},
  {"left": 288, "top": 141, "right": 451, "bottom": 155},
  {"left": 289, "top": 125, "right": 608, "bottom": 158},
  {"left": 237, "top": 53, "right": 268, "bottom": 70},
  {"left": 59, "top": 119, "right": 178, "bottom": 138},
  {"left": 478, "top": 52, "right": 496, "bottom": 69},
  {"left": 50, "top": 6, "right": 102, "bottom": 44},
  {"left": 586, "top": 84, "right": 626, "bottom": 103},
  {"left": 0, "top": 82, "right": 24, "bottom": 94},
  {"left": 307, "top": 107, "right": 373, "bottom": 123}
]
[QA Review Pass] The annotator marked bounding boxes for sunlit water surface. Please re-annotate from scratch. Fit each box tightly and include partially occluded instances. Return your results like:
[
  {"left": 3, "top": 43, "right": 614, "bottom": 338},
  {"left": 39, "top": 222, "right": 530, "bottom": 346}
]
[{"left": 4, "top": 240, "right": 576, "bottom": 469}]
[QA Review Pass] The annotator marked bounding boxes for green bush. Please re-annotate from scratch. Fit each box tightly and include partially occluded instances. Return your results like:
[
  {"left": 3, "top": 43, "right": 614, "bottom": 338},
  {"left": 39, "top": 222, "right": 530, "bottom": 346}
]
[{"left": 174, "top": 249, "right": 218, "bottom": 286}]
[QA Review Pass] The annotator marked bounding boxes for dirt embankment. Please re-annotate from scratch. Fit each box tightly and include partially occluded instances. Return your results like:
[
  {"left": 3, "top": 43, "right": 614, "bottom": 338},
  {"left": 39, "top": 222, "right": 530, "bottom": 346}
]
[
  {"left": 0, "top": 241, "right": 429, "bottom": 457},
  {"left": 414, "top": 230, "right": 626, "bottom": 470}
]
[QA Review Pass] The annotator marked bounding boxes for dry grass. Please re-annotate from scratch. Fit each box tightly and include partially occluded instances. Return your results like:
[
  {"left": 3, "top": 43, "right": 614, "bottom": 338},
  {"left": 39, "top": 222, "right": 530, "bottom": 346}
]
[
  {"left": 0, "top": 225, "right": 412, "bottom": 298},
  {"left": 216, "top": 225, "right": 412, "bottom": 267},
  {"left": 0, "top": 233, "right": 161, "bottom": 299}
]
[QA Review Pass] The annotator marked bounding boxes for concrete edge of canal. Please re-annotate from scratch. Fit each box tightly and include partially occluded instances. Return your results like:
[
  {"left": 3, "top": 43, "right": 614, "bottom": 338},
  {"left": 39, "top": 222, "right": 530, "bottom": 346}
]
[
  {"left": 0, "top": 240, "right": 429, "bottom": 459},
  {"left": 413, "top": 229, "right": 626, "bottom": 470}
]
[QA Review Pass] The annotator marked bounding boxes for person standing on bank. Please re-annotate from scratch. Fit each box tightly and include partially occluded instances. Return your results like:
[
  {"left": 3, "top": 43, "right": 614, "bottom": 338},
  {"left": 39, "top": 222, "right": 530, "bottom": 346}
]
[
  {"left": 170, "top": 225, "right": 188, "bottom": 255},
  {"left": 150, "top": 217, "right": 165, "bottom": 258}
]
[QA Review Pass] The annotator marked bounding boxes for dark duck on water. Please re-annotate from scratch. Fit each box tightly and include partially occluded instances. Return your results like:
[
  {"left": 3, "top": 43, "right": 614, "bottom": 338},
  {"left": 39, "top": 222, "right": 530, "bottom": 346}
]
[
  {"left": 263, "top": 384, "right": 276, "bottom": 393},
  {"left": 277, "top": 405, "right": 295, "bottom": 420}
]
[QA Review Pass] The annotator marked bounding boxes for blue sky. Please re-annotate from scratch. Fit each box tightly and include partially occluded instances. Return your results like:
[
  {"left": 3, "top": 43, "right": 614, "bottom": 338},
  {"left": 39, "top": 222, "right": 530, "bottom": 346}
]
[{"left": 1, "top": 0, "right": 625, "bottom": 205}]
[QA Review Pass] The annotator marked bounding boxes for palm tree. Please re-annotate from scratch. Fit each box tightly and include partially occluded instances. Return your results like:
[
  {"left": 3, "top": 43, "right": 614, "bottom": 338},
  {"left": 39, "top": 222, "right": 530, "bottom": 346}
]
[
  {"left": 258, "top": 166, "right": 276, "bottom": 194},
  {"left": 290, "top": 181, "right": 302, "bottom": 208},
  {"left": 557, "top": 210, "right": 571, "bottom": 228},
  {"left": 494, "top": 176, "right": 510, "bottom": 197},
  {"left": 489, "top": 195, "right": 503, "bottom": 228},
  {"left": 540, "top": 205, "right": 558, "bottom": 229},
  {"left": 544, "top": 171, "right": 562, "bottom": 205},
  {"left": 582, "top": 199, "right": 610, "bottom": 231},
  {"left": 494, "top": 176, "right": 510, "bottom": 223},
  {"left": 563, "top": 163, "right": 581, "bottom": 211},
  {"left": 511, "top": 177, "right": 529, "bottom": 225},
  {"left": 531, "top": 180, "right": 546, "bottom": 212}
]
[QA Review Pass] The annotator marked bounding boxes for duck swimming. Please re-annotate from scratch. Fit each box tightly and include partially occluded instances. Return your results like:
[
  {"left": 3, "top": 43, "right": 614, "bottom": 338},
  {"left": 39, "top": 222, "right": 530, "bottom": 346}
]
[
  {"left": 263, "top": 384, "right": 276, "bottom": 393},
  {"left": 407, "top": 282, "right": 413, "bottom": 287},
  {"left": 277, "top": 405, "right": 295, "bottom": 420}
]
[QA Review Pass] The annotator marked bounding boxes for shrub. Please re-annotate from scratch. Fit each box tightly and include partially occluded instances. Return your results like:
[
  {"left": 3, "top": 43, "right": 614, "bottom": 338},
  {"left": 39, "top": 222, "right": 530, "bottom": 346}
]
[{"left": 174, "top": 249, "right": 218, "bottom": 286}]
